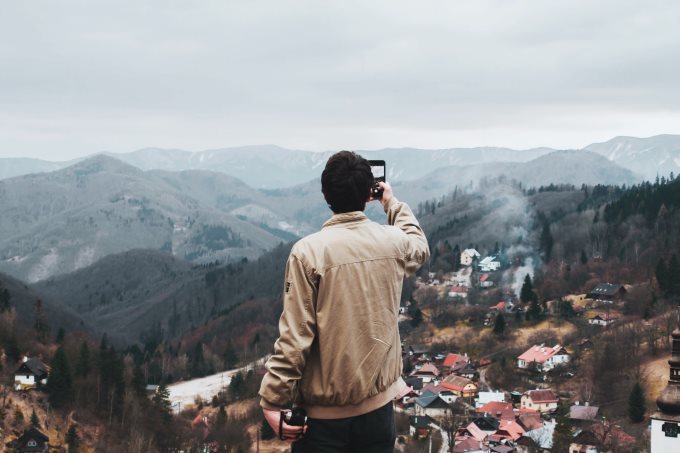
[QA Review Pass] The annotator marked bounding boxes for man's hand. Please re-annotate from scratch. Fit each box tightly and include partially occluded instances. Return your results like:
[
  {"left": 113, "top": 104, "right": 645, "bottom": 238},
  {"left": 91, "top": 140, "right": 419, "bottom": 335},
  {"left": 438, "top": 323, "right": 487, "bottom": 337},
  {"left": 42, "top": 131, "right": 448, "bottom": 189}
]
[
  {"left": 263, "top": 408, "right": 306, "bottom": 442},
  {"left": 369, "top": 181, "right": 393, "bottom": 210}
]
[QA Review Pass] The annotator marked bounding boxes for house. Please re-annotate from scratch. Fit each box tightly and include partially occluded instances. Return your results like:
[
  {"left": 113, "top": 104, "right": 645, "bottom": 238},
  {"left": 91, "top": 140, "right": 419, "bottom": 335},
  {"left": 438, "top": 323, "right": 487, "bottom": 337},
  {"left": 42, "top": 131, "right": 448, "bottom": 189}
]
[
  {"left": 452, "top": 437, "right": 485, "bottom": 453},
  {"left": 516, "top": 344, "right": 570, "bottom": 372},
  {"left": 6, "top": 427, "right": 50, "bottom": 453},
  {"left": 408, "top": 344, "right": 430, "bottom": 359},
  {"left": 410, "top": 363, "right": 441, "bottom": 382},
  {"left": 494, "top": 419, "right": 526, "bottom": 441},
  {"left": 415, "top": 391, "right": 452, "bottom": 417},
  {"left": 525, "top": 418, "right": 555, "bottom": 449},
  {"left": 588, "top": 313, "right": 617, "bottom": 327},
  {"left": 456, "top": 362, "right": 479, "bottom": 380},
  {"left": 521, "top": 389, "right": 559, "bottom": 414},
  {"left": 461, "top": 249, "right": 480, "bottom": 266},
  {"left": 476, "top": 390, "right": 506, "bottom": 408},
  {"left": 569, "top": 402, "right": 599, "bottom": 424},
  {"left": 404, "top": 376, "right": 424, "bottom": 391},
  {"left": 478, "top": 256, "right": 501, "bottom": 272},
  {"left": 421, "top": 383, "right": 457, "bottom": 404},
  {"left": 448, "top": 286, "right": 468, "bottom": 299},
  {"left": 465, "top": 416, "right": 500, "bottom": 441},
  {"left": 479, "top": 274, "right": 494, "bottom": 288},
  {"left": 476, "top": 401, "right": 515, "bottom": 420},
  {"left": 396, "top": 386, "right": 420, "bottom": 408},
  {"left": 14, "top": 357, "right": 49, "bottom": 391},
  {"left": 442, "top": 353, "right": 470, "bottom": 373},
  {"left": 586, "top": 283, "right": 626, "bottom": 303},
  {"left": 409, "top": 415, "right": 432, "bottom": 439},
  {"left": 442, "top": 375, "right": 478, "bottom": 398}
]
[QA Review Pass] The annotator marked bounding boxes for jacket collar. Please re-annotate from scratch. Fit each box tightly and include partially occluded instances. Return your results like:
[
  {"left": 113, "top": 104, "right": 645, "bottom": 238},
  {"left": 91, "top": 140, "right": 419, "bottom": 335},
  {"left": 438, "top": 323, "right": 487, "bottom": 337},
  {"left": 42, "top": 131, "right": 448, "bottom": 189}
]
[{"left": 322, "top": 211, "right": 368, "bottom": 228}]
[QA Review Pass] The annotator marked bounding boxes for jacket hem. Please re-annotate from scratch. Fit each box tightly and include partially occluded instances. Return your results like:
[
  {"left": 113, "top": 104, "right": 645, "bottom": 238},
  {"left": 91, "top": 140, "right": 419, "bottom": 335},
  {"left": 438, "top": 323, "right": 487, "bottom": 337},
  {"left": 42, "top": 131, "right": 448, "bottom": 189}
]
[{"left": 303, "top": 378, "right": 406, "bottom": 419}]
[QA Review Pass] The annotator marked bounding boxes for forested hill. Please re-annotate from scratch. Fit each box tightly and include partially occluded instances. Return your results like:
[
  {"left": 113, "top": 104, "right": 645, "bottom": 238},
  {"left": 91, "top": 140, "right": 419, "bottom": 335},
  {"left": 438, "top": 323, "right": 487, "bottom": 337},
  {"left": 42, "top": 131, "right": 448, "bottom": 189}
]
[
  {"left": 33, "top": 243, "right": 294, "bottom": 346},
  {"left": 0, "top": 272, "right": 89, "bottom": 348}
]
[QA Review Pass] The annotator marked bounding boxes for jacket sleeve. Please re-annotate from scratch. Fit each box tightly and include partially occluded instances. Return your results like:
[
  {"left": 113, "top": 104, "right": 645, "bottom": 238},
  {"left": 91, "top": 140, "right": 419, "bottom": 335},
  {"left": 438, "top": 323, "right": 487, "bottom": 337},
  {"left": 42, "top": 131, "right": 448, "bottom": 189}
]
[
  {"left": 385, "top": 197, "right": 430, "bottom": 277},
  {"left": 258, "top": 251, "right": 317, "bottom": 410}
]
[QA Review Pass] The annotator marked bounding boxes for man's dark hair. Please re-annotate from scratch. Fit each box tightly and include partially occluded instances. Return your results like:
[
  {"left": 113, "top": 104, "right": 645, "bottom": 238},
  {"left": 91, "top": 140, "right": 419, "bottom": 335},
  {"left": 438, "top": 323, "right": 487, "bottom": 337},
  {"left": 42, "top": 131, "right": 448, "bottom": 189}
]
[{"left": 321, "top": 151, "right": 373, "bottom": 213}]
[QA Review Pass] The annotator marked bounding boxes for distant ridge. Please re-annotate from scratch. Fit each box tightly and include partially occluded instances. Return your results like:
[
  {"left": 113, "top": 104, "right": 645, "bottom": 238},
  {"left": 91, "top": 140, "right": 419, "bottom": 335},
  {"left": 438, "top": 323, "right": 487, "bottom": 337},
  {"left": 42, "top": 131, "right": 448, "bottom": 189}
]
[{"left": 2, "top": 135, "right": 678, "bottom": 185}]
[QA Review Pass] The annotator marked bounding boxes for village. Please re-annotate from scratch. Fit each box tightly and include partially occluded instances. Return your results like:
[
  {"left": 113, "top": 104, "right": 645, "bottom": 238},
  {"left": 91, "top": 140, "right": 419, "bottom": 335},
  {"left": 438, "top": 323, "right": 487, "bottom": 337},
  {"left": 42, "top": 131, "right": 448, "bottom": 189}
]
[{"left": 390, "top": 247, "right": 663, "bottom": 453}]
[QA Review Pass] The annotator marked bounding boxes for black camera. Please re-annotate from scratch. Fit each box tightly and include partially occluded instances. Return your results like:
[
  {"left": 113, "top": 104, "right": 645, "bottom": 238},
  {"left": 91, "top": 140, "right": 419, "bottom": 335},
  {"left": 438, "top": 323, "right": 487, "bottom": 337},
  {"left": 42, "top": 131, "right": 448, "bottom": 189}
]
[{"left": 279, "top": 407, "right": 307, "bottom": 440}]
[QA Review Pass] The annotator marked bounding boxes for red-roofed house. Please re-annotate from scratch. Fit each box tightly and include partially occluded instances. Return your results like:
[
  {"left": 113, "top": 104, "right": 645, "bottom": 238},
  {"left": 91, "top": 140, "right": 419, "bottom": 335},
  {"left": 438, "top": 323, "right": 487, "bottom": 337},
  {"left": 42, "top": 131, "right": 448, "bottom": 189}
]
[
  {"left": 448, "top": 286, "right": 469, "bottom": 299},
  {"left": 410, "top": 363, "right": 441, "bottom": 382},
  {"left": 453, "top": 437, "right": 485, "bottom": 453},
  {"left": 442, "top": 375, "right": 478, "bottom": 398},
  {"left": 521, "top": 389, "right": 559, "bottom": 413},
  {"left": 476, "top": 401, "right": 515, "bottom": 420},
  {"left": 495, "top": 419, "right": 526, "bottom": 441},
  {"left": 517, "top": 344, "right": 570, "bottom": 372},
  {"left": 442, "top": 353, "right": 470, "bottom": 373},
  {"left": 489, "top": 301, "right": 506, "bottom": 311}
]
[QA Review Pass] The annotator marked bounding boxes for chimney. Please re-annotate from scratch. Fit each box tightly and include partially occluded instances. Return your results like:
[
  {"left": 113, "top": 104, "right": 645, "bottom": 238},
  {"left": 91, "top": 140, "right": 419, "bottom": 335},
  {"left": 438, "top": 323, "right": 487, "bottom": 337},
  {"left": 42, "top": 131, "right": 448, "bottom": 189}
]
[
  {"left": 575, "top": 401, "right": 580, "bottom": 406},
  {"left": 585, "top": 402, "right": 589, "bottom": 407},
  {"left": 22, "top": 356, "right": 28, "bottom": 363}
]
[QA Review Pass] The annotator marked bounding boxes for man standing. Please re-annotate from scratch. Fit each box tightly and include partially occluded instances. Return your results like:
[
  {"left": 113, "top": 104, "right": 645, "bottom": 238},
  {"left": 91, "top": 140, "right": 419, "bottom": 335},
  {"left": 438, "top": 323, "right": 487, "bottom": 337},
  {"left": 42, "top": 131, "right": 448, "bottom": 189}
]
[{"left": 259, "top": 151, "right": 430, "bottom": 452}]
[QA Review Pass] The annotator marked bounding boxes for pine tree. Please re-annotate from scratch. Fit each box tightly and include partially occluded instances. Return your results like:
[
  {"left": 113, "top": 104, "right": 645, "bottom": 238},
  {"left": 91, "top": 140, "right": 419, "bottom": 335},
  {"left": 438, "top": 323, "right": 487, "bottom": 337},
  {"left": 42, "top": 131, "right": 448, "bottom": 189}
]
[
  {"left": 520, "top": 274, "right": 536, "bottom": 305},
  {"left": 75, "top": 341, "right": 91, "bottom": 378},
  {"left": 0, "top": 284, "right": 10, "bottom": 313},
  {"left": 552, "top": 407, "right": 572, "bottom": 452},
  {"left": 493, "top": 313, "right": 506, "bottom": 336},
  {"left": 33, "top": 299, "right": 50, "bottom": 343},
  {"left": 47, "top": 346, "right": 74, "bottom": 408},
  {"left": 656, "top": 258, "right": 671, "bottom": 293},
  {"left": 580, "top": 250, "right": 588, "bottom": 265},
  {"left": 628, "top": 381, "right": 646, "bottom": 423},
  {"left": 66, "top": 424, "right": 79, "bottom": 453},
  {"left": 55, "top": 327, "right": 65, "bottom": 344},
  {"left": 215, "top": 404, "right": 227, "bottom": 427},
  {"left": 152, "top": 382, "right": 173, "bottom": 421},
  {"left": 14, "top": 407, "right": 24, "bottom": 425},
  {"left": 30, "top": 409, "right": 40, "bottom": 428},
  {"left": 224, "top": 341, "right": 239, "bottom": 369}
]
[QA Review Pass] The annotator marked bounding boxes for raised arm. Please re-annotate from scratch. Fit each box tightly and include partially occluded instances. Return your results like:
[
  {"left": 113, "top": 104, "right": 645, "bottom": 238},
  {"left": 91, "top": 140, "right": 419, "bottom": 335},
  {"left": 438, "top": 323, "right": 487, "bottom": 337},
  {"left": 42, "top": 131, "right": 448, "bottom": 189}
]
[{"left": 376, "top": 182, "right": 430, "bottom": 276}]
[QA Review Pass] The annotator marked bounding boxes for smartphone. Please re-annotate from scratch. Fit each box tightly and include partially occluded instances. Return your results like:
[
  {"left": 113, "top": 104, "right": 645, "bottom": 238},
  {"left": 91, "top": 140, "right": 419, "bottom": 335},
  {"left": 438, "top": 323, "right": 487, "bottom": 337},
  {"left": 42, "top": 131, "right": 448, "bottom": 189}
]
[{"left": 369, "top": 160, "right": 386, "bottom": 199}]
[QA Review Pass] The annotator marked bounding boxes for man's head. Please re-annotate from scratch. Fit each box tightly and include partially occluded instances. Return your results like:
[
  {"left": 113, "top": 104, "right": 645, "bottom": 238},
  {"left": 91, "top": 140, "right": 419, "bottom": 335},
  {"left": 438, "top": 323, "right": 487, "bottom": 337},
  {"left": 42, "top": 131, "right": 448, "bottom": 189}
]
[{"left": 321, "top": 151, "right": 373, "bottom": 213}]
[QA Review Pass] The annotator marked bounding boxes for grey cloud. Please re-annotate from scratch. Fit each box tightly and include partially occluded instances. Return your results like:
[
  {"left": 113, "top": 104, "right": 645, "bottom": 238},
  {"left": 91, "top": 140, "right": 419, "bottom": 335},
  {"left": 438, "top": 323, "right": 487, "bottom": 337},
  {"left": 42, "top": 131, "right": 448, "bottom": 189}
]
[{"left": 1, "top": 0, "right": 680, "bottom": 158}]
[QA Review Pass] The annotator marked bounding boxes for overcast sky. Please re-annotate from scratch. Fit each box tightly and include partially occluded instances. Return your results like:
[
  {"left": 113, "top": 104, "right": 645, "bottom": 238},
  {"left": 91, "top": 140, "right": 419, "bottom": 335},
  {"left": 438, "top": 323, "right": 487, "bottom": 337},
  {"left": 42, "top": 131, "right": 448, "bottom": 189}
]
[{"left": 1, "top": 0, "right": 680, "bottom": 160}]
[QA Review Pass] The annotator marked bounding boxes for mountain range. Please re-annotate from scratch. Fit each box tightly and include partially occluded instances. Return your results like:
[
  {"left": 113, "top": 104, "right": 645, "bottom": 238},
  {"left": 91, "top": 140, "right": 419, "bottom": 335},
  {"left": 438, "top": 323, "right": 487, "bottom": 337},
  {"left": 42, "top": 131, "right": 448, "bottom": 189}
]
[
  {"left": 0, "top": 149, "right": 636, "bottom": 283},
  {"left": 2, "top": 134, "right": 678, "bottom": 186}
]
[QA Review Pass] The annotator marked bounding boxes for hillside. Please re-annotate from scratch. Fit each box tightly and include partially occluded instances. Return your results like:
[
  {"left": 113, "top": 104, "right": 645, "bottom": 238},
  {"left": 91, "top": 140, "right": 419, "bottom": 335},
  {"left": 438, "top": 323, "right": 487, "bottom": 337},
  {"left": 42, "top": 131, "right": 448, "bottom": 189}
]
[
  {"left": 0, "top": 155, "right": 287, "bottom": 282},
  {"left": 33, "top": 243, "right": 294, "bottom": 345},
  {"left": 0, "top": 272, "right": 88, "bottom": 337}
]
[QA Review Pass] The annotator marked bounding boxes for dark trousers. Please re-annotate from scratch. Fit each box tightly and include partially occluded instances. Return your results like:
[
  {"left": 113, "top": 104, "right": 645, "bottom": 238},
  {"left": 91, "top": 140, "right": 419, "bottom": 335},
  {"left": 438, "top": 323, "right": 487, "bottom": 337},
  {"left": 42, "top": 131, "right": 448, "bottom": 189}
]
[{"left": 292, "top": 402, "right": 396, "bottom": 453}]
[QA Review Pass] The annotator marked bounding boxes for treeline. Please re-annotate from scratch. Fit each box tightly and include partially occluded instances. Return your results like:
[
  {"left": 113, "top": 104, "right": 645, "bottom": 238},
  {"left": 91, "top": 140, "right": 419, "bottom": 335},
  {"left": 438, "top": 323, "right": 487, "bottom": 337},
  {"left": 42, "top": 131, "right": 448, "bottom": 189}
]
[{"left": 0, "top": 291, "right": 182, "bottom": 452}]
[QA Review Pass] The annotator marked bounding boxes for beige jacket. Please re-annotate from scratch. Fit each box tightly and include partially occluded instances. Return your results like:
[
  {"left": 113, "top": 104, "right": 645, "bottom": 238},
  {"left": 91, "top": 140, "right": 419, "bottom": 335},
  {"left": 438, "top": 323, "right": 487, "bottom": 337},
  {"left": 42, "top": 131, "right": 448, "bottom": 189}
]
[{"left": 259, "top": 197, "right": 429, "bottom": 418}]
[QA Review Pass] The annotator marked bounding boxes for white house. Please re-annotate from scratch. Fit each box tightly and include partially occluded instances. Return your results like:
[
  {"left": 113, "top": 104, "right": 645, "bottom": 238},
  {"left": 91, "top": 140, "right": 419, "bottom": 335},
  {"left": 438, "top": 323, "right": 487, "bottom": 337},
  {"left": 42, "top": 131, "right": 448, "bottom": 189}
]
[
  {"left": 517, "top": 344, "right": 570, "bottom": 372},
  {"left": 478, "top": 256, "right": 501, "bottom": 272},
  {"left": 460, "top": 249, "right": 480, "bottom": 267},
  {"left": 14, "top": 357, "right": 49, "bottom": 391}
]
